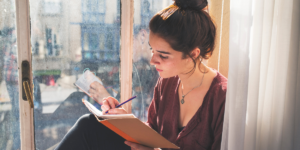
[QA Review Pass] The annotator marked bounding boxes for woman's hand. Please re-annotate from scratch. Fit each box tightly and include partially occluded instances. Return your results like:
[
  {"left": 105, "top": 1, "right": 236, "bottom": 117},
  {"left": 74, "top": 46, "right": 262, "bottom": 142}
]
[
  {"left": 124, "top": 141, "right": 159, "bottom": 150},
  {"left": 88, "top": 81, "right": 111, "bottom": 104},
  {"left": 101, "top": 96, "right": 128, "bottom": 114}
]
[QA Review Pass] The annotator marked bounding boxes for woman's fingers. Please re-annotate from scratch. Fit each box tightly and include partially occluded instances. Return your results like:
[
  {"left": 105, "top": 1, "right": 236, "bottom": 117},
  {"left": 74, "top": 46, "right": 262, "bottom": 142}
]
[
  {"left": 89, "top": 82, "right": 111, "bottom": 104},
  {"left": 90, "top": 81, "right": 101, "bottom": 90},
  {"left": 101, "top": 99, "right": 111, "bottom": 112},
  {"left": 101, "top": 97, "right": 118, "bottom": 113},
  {"left": 100, "top": 97, "right": 128, "bottom": 114},
  {"left": 88, "top": 88, "right": 98, "bottom": 100},
  {"left": 103, "top": 96, "right": 120, "bottom": 107},
  {"left": 88, "top": 88, "right": 95, "bottom": 95},
  {"left": 106, "top": 97, "right": 118, "bottom": 108}
]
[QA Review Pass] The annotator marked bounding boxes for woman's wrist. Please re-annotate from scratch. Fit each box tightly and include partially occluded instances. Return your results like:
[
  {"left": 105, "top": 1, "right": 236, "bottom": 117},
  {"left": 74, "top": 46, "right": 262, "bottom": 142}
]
[{"left": 154, "top": 148, "right": 161, "bottom": 150}]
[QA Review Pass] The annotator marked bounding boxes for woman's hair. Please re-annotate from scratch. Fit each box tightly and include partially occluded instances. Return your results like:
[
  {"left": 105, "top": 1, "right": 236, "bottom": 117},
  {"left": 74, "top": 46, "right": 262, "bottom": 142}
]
[{"left": 149, "top": 0, "right": 216, "bottom": 73}]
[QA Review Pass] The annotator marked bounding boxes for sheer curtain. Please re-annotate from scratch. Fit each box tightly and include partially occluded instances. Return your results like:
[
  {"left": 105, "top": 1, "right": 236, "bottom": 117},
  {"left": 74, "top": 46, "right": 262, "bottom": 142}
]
[{"left": 221, "top": 0, "right": 300, "bottom": 149}]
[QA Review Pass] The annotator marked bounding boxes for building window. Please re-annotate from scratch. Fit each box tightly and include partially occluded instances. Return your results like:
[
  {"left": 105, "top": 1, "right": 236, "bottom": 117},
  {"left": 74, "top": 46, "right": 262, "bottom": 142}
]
[
  {"left": 82, "top": 0, "right": 106, "bottom": 23},
  {"left": 43, "top": 0, "right": 62, "bottom": 15}
]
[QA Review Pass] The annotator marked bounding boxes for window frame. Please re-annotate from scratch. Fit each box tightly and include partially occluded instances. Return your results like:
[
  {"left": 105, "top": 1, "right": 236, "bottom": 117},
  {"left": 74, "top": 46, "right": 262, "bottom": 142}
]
[
  {"left": 119, "top": 0, "right": 134, "bottom": 113},
  {"left": 15, "top": 0, "right": 35, "bottom": 149}
]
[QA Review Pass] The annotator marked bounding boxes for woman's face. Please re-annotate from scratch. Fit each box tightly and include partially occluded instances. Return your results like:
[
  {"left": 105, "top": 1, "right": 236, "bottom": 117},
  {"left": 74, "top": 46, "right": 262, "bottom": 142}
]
[{"left": 149, "top": 32, "right": 193, "bottom": 78}]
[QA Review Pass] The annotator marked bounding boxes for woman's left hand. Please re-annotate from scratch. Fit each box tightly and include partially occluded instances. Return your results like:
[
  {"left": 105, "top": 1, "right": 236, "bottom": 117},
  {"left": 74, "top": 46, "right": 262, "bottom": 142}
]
[
  {"left": 124, "top": 141, "right": 157, "bottom": 150},
  {"left": 89, "top": 81, "right": 111, "bottom": 104}
]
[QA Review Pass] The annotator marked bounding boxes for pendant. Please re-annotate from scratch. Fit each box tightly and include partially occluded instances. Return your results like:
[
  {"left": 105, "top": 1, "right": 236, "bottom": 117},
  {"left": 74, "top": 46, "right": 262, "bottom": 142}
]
[
  {"left": 180, "top": 95, "right": 185, "bottom": 104},
  {"left": 181, "top": 95, "right": 185, "bottom": 104},
  {"left": 181, "top": 98, "right": 185, "bottom": 104}
]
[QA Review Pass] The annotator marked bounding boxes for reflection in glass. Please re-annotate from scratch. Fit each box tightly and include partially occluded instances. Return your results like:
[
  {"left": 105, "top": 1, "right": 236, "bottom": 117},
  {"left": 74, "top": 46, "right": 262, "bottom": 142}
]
[
  {"left": 30, "top": 0, "right": 121, "bottom": 149},
  {"left": 132, "top": 0, "right": 173, "bottom": 121},
  {"left": 0, "top": 0, "right": 21, "bottom": 149}
]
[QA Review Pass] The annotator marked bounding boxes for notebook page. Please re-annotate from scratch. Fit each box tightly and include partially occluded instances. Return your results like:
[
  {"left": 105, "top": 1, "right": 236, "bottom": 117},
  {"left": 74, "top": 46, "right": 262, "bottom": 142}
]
[{"left": 82, "top": 99, "right": 135, "bottom": 119}]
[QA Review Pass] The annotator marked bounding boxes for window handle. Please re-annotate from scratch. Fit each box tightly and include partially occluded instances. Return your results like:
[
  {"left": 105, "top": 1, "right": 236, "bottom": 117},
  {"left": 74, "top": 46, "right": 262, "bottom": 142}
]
[
  {"left": 23, "top": 80, "right": 33, "bottom": 108},
  {"left": 21, "top": 60, "right": 33, "bottom": 108}
]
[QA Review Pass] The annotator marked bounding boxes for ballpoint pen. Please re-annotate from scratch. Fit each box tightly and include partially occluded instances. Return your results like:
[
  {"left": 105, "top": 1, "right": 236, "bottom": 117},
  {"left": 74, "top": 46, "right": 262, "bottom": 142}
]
[{"left": 105, "top": 96, "right": 137, "bottom": 114}]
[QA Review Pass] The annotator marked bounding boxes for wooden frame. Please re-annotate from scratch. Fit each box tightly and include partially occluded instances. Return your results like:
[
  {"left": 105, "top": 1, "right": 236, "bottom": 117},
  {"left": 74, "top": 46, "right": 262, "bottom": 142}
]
[
  {"left": 120, "top": 0, "right": 134, "bottom": 113},
  {"left": 15, "top": 0, "right": 35, "bottom": 149}
]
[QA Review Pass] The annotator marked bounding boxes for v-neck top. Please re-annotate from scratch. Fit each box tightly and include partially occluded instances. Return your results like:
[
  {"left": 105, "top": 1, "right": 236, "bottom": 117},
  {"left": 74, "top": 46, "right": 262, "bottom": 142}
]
[{"left": 146, "top": 72, "right": 227, "bottom": 150}]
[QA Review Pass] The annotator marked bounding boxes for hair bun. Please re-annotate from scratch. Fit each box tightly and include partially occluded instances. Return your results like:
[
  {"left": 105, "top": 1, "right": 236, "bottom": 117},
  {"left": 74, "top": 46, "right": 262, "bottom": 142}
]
[{"left": 175, "top": 0, "right": 208, "bottom": 11}]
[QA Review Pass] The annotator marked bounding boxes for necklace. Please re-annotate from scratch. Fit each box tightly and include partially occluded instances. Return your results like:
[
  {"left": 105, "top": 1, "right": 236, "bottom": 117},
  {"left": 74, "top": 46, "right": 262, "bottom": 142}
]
[{"left": 180, "top": 67, "right": 206, "bottom": 104}]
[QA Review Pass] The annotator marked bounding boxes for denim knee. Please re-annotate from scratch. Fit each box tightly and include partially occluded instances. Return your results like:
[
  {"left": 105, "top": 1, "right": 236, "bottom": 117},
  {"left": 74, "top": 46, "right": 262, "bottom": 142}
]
[{"left": 75, "top": 114, "right": 95, "bottom": 128}]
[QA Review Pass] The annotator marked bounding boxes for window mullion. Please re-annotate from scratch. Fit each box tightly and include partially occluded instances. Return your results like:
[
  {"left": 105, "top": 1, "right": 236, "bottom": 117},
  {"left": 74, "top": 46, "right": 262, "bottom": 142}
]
[
  {"left": 120, "top": 0, "right": 134, "bottom": 113},
  {"left": 15, "top": 0, "right": 35, "bottom": 149}
]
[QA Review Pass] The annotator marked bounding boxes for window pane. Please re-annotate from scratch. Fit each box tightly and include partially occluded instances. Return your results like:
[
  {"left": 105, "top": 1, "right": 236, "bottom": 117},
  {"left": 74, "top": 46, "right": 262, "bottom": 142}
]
[
  {"left": 0, "top": 0, "right": 21, "bottom": 149},
  {"left": 132, "top": 0, "right": 173, "bottom": 121},
  {"left": 29, "top": 0, "right": 121, "bottom": 149},
  {"left": 99, "top": 33, "right": 105, "bottom": 50},
  {"left": 98, "top": 0, "right": 105, "bottom": 13}
]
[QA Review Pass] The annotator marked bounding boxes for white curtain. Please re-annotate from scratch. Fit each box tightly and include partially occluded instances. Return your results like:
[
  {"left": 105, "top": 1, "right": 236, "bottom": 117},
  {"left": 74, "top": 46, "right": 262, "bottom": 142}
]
[{"left": 221, "top": 0, "right": 300, "bottom": 149}]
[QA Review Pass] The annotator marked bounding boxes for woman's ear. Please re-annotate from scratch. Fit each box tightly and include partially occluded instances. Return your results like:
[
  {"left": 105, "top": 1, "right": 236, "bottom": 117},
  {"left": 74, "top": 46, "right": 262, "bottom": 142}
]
[{"left": 190, "top": 48, "right": 201, "bottom": 59}]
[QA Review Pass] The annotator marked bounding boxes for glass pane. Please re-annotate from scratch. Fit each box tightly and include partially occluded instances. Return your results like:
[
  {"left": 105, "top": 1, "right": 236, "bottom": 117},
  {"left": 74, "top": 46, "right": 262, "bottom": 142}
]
[
  {"left": 0, "top": 0, "right": 21, "bottom": 149},
  {"left": 98, "top": 0, "right": 105, "bottom": 13},
  {"left": 132, "top": 0, "right": 173, "bottom": 121},
  {"left": 29, "top": 0, "right": 121, "bottom": 149}
]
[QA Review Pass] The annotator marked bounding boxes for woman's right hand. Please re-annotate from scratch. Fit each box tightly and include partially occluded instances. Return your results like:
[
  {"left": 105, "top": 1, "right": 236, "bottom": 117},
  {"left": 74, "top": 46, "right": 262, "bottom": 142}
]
[{"left": 101, "top": 96, "right": 128, "bottom": 115}]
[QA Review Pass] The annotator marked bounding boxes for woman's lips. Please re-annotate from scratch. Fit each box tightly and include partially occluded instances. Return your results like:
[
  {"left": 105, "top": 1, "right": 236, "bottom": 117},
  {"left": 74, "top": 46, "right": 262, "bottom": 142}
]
[{"left": 156, "top": 68, "right": 163, "bottom": 72}]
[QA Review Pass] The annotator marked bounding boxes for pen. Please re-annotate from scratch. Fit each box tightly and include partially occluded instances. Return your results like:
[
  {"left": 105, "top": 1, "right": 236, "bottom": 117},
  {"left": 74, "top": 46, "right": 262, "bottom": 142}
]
[{"left": 105, "top": 96, "right": 137, "bottom": 114}]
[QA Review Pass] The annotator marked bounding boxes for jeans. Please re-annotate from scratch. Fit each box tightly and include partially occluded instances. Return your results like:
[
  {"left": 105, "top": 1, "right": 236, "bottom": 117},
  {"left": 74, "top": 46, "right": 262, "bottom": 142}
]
[{"left": 55, "top": 114, "right": 131, "bottom": 150}]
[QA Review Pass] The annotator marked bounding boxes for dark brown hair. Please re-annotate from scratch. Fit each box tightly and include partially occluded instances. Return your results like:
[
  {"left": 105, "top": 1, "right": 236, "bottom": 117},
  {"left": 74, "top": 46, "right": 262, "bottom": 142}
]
[{"left": 149, "top": 0, "right": 216, "bottom": 73}]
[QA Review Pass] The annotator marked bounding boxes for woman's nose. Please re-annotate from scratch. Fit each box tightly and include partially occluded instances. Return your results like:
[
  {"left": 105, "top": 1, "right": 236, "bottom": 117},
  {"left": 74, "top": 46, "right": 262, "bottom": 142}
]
[{"left": 150, "top": 54, "right": 160, "bottom": 66}]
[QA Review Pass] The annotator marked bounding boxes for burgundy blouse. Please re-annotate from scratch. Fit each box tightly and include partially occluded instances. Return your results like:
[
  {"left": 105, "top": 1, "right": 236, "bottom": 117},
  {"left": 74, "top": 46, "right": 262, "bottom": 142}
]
[{"left": 146, "top": 72, "right": 227, "bottom": 150}]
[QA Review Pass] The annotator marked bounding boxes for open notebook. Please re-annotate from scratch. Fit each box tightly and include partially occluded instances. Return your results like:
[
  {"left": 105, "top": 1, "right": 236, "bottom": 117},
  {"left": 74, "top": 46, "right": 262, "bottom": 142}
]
[
  {"left": 82, "top": 99, "right": 135, "bottom": 119},
  {"left": 82, "top": 99, "right": 180, "bottom": 149}
]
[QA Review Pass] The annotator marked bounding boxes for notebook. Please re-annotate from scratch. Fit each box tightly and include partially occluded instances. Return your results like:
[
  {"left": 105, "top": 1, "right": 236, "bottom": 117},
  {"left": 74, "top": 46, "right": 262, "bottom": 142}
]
[{"left": 82, "top": 99, "right": 180, "bottom": 149}]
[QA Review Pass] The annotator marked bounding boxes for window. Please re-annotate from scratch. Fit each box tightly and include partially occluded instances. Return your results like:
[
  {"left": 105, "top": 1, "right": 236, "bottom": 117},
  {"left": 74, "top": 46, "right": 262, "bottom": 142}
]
[
  {"left": 30, "top": 0, "right": 120, "bottom": 149},
  {"left": 43, "top": 0, "right": 62, "bottom": 15},
  {"left": 1, "top": 0, "right": 229, "bottom": 149},
  {"left": 0, "top": 0, "right": 21, "bottom": 149},
  {"left": 131, "top": 0, "right": 173, "bottom": 121},
  {"left": 82, "top": 0, "right": 106, "bottom": 23}
]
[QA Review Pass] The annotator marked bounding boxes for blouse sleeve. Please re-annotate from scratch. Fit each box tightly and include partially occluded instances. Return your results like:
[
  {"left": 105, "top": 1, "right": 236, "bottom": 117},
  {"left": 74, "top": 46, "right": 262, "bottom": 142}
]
[
  {"left": 211, "top": 102, "right": 225, "bottom": 150},
  {"left": 145, "top": 77, "right": 162, "bottom": 132},
  {"left": 211, "top": 83, "right": 227, "bottom": 150}
]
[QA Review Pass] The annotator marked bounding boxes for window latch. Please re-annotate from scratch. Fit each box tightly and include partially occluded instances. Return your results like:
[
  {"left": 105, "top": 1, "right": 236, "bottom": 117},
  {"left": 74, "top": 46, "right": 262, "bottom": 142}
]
[{"left": 21, "top": 60, "right": 34, "bottom": 108}]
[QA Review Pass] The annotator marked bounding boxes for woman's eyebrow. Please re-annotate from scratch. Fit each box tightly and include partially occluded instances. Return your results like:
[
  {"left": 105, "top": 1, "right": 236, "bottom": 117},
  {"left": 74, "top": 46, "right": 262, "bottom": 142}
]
[
  {"left": 157, "top": 50, "right": 171, "bottom": 55},
  {"left": 148, "top": 42, "right": 171, "bottom": 54}
]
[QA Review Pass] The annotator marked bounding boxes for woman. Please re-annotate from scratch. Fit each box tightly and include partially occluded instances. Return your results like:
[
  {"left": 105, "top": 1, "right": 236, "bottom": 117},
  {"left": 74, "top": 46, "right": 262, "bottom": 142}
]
[{"left": 56, "top": 0, "right": 227, "bottom": 149}]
